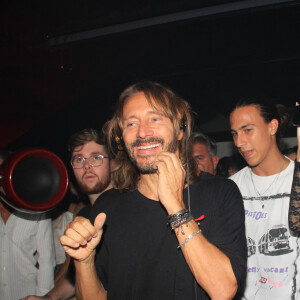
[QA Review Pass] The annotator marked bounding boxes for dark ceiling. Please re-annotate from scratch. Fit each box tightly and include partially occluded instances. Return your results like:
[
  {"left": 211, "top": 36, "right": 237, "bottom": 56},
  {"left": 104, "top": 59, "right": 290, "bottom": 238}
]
[{"left": 1, "top": 0, "right": 300, "bottom": 160}]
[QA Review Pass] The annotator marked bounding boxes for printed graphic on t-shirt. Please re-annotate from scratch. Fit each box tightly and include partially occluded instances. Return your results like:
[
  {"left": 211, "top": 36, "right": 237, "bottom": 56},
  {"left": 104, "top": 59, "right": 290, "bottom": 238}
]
[
  {"left": 242, "top": 193, "right": 300, "bottom": 299},
  {"left": 246, "top": 225, "right": 293, "bottom": 258}
]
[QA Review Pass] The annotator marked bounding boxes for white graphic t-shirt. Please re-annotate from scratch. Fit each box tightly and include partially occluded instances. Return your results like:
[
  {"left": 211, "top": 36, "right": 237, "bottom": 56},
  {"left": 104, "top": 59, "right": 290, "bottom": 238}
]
[{"left": 231, "top": 159, "right": 300, "bottom": 299}]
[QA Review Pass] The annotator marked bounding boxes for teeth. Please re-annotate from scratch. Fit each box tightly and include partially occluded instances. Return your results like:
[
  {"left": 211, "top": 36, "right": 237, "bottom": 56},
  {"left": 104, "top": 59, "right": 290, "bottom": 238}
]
[{"left": 138, "top": 144, "right": 160, "bottom": 150}]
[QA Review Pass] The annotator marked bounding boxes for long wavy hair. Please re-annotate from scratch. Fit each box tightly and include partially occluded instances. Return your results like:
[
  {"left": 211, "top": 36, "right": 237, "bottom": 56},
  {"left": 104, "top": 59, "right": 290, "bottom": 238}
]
[{"left": 103, "top": 81, "right": 197, "bottom": 191}]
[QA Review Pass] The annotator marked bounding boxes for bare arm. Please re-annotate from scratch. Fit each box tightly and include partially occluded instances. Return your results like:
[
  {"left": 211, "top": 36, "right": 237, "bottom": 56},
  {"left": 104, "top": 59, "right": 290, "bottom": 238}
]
[
  {"left": 20, "top": 275, "right": 75, "bottom": 300},
  {"left": 74, "top": 252, "right": 107, "bottom": 300},
  {"left": 49, "top": 275, "right": 75, "bottom": 300},
  {"left": 54, "top": 256, "right": 70, "bottom": 284},
  {"left": 174, "top": 220, "right": 236, "bottom": 300},
  {"left": 155, "top": 152, "right": 237, "bottom": 300},
  {"left": 60, "top": 214, "right": 107, "bottom": 300}
]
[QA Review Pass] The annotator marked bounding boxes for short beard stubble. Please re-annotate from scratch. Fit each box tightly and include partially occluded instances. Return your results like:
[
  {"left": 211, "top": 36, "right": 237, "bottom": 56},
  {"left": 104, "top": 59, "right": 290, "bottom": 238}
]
[{"left": 127, "top": 136, "right": 178, "bottom": 174}]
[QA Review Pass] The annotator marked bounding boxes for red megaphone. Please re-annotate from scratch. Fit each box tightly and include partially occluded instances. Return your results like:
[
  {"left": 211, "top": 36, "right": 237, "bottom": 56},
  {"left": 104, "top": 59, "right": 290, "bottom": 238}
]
[{"left": 0, "top": 148, "right": 68, "bottom": 213}]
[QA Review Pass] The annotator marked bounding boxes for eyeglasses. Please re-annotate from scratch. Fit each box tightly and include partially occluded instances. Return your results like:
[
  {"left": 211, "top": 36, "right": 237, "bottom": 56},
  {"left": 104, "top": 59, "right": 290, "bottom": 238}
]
[{"left": 71, "top": 153, "right": 109, "bottom": 169}]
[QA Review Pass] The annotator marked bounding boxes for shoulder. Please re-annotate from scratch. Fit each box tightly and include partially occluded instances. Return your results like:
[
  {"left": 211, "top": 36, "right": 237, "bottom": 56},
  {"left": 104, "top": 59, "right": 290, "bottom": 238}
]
[
  {"left": 189, "top": 175, "right": 243, "bottom": 209},
  {"left": 77, "top": 204, "right": 92, "bottom": 218},
  {"left": 286, "top": 157, "right": 295, "bottom": 173},
  {"left": 93, "top": 188, "right": 123, "bottom": 209},
  {"left": 229, "top": 166, "right": 250, "bottom": 183},
  {"left": 193, "top": 174, "right": 240, "bottom": 194},
  {"left": 89, "top": 188, "right": 125, "bottom": 223},
  {"left": 187, "top": 173, "right": 245, "bottom": 245},
  {"left": 198, "top": 171, "right": 215, "bottom": 180}
]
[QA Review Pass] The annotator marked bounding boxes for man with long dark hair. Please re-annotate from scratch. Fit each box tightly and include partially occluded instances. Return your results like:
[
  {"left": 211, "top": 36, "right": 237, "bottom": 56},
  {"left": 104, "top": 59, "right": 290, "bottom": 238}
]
[
  {"left": 61, "top": 82, "right": 247, "bottom": 300},
  {"left": 229, "top": 97, "right": 300, "bottom": 299}
]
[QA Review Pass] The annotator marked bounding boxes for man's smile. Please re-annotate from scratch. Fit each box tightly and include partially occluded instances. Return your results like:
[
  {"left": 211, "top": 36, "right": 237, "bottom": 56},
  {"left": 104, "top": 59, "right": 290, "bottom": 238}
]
[{"left": 137, "top": 143, "right": 160, "bottom": 150}]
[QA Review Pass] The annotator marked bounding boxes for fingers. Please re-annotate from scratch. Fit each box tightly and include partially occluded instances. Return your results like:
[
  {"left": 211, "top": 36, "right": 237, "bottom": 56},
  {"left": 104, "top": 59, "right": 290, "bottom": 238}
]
[
  {"left": 155, "top": 152, "right": 183, "bottom": 170},
  {"left": 94, "top": 213, "right": 106, "bottom": 232},
  {"left": 155, "top": 152, "right": 185, "bottom": 179},
  {"left": 60, "top": 214, "right": 106, "bottom": 250},
  {"left": 65, "top": 216, "right": 97, "bottom": 245}
]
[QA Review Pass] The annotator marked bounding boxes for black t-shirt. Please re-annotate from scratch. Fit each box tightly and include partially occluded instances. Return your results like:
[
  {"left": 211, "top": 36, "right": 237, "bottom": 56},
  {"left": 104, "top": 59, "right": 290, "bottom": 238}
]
[
  {"left": 67, "top": 189, "right": 120, "bottom": 284},
  {"left": 89, "top": 178, "right": 247, "bottom": 300}
]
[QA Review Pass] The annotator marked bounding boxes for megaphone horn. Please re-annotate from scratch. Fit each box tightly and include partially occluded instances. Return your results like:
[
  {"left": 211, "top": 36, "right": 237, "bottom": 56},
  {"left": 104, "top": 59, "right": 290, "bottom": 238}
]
[{"left": 0, "top": 148, "right": 68, "bottom": 213}]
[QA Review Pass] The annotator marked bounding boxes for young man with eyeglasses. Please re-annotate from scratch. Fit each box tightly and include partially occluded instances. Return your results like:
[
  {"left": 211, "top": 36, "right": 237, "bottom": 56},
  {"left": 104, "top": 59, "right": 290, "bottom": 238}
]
[
  {"left": 23, "top": 128, "right": 115, "bottom": 300},
  {"left": 70, "top": 133, "right": 112, "bottom": 206}
]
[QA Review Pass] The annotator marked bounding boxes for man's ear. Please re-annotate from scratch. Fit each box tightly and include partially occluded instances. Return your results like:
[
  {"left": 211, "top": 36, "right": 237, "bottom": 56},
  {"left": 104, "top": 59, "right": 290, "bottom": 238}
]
[
  {"left": 269, "top": 119, "right": 279, "bottom": 136},
  {"left": 177, "top": 129, "right": 184, "bottom": 141},
  {"left": 212, "top": 155, "right": 219, "bottom": 171}
]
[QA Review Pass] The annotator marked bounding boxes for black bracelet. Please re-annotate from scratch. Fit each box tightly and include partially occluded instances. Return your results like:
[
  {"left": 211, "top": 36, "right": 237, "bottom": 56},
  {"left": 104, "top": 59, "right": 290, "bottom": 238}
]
[{"left": 168, "top": 209, "right": 194, "bottom": 235}]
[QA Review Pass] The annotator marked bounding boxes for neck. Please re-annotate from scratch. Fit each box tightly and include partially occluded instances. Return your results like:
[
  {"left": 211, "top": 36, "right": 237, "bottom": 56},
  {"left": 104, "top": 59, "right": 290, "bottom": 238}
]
[
  {"left": 88, "top": 182, "right": 113, "bottom": 205},
  {"left": 138, "top": 173, "right": 160, "bottom": 201},
  {"left": 252, "top": 148, "right": 288, "bottom": 176},
  {"left": 0, "top": 202, "right": 12, "bottom": 224}
]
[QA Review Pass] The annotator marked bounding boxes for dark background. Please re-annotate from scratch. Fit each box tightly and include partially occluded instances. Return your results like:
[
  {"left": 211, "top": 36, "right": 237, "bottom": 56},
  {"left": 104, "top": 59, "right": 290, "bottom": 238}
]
[{"left": 1, "top": 0, "right": 300, "bottom": 162}]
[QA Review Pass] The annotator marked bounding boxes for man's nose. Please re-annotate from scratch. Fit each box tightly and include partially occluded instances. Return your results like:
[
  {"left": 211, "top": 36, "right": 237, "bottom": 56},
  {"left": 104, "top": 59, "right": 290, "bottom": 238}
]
[
  {"left": 234, "top": 133, "right": 245, "bottom": 148},
  {"left": 83, "top": 159, "right": 91, "bottom": 169},
  {"left": 137, "top": 122, "right": 154, "bottom": 138}
]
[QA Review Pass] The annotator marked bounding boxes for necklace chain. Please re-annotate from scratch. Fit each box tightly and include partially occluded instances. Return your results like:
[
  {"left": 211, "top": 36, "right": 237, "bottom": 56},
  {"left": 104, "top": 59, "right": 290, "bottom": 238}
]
[{"left": 250, "top": 157, "right": 285, "bottom": 208}]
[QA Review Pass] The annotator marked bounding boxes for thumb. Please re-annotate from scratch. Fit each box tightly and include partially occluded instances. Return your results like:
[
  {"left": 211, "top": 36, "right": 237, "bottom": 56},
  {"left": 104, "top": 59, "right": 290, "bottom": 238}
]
[{"left": 94, "top": 212, "right": 106, "bottom": 235}]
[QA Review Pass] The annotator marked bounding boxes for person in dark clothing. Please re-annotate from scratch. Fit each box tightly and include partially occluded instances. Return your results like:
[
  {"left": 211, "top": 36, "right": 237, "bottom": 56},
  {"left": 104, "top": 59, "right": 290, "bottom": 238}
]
[
  {"left": 24, "top": 128, "right": 113, "bottom": 300},
  {"left": 61, "top": 82, "right": 247, "bottom": 300}
]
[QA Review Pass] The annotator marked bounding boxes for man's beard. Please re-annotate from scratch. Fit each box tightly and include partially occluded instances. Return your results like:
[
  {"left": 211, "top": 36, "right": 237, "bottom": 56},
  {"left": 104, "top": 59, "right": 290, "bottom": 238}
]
[
  {"left": 127, "top": 136, "right": 178, "bottom": 174},
  {"left": 78, "top": 174, "right": 111, "bottom": 195}
]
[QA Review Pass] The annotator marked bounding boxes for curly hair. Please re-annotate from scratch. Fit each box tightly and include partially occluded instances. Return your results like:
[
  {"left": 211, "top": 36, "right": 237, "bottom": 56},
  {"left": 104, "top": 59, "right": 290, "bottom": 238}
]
[{"left": 67, "top": 128, "right": 108, "bottom": 158}]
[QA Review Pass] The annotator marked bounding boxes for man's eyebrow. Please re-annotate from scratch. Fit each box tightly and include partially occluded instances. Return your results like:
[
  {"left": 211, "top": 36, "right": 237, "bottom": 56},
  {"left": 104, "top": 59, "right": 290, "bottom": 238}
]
[
  {"left": 239, "top": 124, "right": 254, "bottom": 130},
  {"left": 72, "top": 151, "right": 102, "bottom": 157},
  {"left": 124, "top": 110, "right": 165, "bottom": 121},
  {"left": 89, "top": 152, "right": 103, "bottom": 156},
  {"left": 231, "top": 123, "right": 254, "bottom": 131}
]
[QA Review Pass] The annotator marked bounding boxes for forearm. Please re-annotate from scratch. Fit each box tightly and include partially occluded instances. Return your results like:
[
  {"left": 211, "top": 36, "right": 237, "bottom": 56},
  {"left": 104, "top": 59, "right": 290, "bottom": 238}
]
[
  {"left": 47, "top": 276, "right": 75, "bottom": 300},
  {"left": 176, "top": 220, "right": 237, "bottom": 300},
  {"left": 74, "top": 254, "right": 107, "bottom": 300}
]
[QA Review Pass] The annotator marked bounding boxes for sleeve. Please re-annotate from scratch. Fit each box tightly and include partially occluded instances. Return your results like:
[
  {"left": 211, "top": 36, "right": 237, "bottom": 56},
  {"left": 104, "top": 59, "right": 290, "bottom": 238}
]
[
  {"left": 289, "top": 160, "right": 300, "bottom": 231},
  {"left": 202, "top": 178, "right": 247, "bottom": 290},
  {"left": 89, "top": 189, "right": 120, "bottom": 224},
  {"left": 52, "top": 211, "right": 74, "bottom": 265},
  {"left": 35, "top": 217, "right": 56, "bottom": 296}
]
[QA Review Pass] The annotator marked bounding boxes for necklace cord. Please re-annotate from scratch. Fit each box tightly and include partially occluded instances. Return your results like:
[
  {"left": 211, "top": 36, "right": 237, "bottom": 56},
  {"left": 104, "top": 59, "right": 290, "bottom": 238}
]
[{"left": 251, "top": 157, "right": 285, "bottom": 196}]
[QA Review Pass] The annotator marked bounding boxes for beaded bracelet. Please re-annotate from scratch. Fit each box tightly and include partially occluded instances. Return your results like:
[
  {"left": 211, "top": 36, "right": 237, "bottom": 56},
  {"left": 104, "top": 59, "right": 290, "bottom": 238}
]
[{"left": 177, "top": 229, "right": 202, "bottom": 249}]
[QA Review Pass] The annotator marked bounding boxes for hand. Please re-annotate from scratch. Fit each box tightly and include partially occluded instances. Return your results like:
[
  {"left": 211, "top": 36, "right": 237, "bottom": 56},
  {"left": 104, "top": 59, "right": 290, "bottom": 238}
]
[
  {"left": 19, "top": 295, "right": 52, "bottom": 300},
  {"left": 60, "top": 213, "right": 106, "bottom": 262},
  {"left": 154, "top": 152, "right": 186, "bottom": 214}
]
